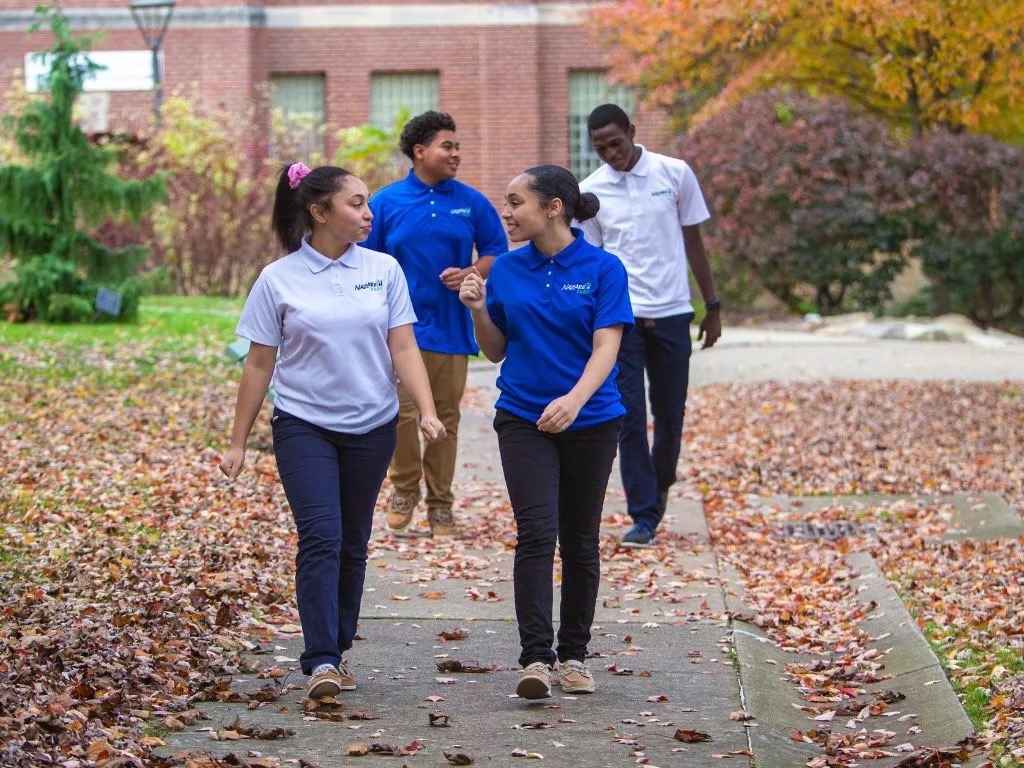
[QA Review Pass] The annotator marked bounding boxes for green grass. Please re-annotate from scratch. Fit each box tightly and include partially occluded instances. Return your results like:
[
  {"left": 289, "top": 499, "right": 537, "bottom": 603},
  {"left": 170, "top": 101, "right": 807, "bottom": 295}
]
[{"left": 0, "top": 295, "right": 243, "bottom": 349}]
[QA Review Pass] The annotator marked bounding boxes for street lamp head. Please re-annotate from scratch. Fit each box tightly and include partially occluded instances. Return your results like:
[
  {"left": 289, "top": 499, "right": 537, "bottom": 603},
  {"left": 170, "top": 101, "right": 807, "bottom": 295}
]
[{"left": 130, "top": 0, "right": 176, "bottom": 51}]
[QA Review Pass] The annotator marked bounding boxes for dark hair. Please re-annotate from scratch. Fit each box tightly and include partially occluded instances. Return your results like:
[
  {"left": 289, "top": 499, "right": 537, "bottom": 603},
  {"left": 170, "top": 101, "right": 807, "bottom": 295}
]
[
  {"left": 587, "top": 103, "right": 631, "bottom": 133},
  {"left": 522, "top": 165, "right": 600, "bottom": 224},
  {"left": 399, "top": 110, "right": 457, "bottom": 159},
  {"left": 271, "top": 164, "right": 354, "bottom": 252}
]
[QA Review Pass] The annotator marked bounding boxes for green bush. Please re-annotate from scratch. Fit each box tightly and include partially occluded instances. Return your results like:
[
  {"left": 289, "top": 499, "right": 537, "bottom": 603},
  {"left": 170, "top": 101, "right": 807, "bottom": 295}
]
[
  {"left": 45, "top": 293, "right": 94, "bottom": 323},
  {"left": 0, "top": 254, "right": 86, "bottom": 321}
]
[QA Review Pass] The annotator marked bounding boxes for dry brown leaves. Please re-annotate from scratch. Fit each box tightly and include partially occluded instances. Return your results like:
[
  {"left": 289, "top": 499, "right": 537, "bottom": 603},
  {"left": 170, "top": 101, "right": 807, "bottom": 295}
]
[
  {"left": 2, "top": 342, "right": 1023, "bottom": 766},
  {"left": 685, "top": 380, "right": 1024, "bottom": 766}
]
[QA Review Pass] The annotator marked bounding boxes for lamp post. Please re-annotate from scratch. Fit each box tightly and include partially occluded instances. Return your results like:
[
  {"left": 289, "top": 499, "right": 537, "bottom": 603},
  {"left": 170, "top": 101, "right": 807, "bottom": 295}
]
[{"left": 129, "top": 0, "right": 175, "bottom": 125}]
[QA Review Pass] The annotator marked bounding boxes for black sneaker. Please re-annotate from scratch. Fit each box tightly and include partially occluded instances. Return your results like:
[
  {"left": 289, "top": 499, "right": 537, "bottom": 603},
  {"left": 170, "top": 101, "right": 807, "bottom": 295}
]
[{"left": 621, "top": 524, "right": 655, "bottom": 547}]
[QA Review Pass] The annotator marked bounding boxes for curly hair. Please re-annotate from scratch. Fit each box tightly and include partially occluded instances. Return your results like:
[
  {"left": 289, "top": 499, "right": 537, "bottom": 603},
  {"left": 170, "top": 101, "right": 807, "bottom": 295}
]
[{"left": 399, "top": 110, "right": 457, "bottom": 159}]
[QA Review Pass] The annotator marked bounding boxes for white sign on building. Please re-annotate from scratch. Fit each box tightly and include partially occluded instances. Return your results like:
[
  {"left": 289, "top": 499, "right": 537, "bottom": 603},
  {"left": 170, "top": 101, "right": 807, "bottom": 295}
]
[{"left": 24, "top": 50, "right": 157, "bottom": 93}]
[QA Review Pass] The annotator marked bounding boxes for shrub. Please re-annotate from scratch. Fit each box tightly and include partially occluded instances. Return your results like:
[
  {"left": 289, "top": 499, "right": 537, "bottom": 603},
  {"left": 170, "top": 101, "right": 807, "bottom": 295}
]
[{"left": 687, "top": 89, "right": 915, "bottom": 315}]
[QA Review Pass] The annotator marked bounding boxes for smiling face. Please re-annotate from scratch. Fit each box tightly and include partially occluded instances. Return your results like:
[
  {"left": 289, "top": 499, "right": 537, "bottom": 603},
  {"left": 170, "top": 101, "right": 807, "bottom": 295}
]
[
  {"left": 310, "top": 174, "right": 373, "bottom": 244},
  {"left": 414, "top": 129, "right": 461, "bottom": 185},
  {"left": 588, "top": 121, "right": 639, "bottom": 172},
  {"left": 502, "top": 173, "right": 555, "bottom": 242}
]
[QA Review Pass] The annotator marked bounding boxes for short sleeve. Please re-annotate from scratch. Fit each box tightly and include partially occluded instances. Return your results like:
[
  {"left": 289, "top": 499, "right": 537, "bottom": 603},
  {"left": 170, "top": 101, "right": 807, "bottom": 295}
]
[
  {"left": 386, "top": 259, "right": 418, "bottom": 329},
  {"left": 594, "top": 255, "right": 634, "bottom": 332},
  {"left": 485, "top": 266, "right": 508, "bottom": 337},
  {"left": 474, "top": 192, "right": 509, "bottom": 257},
  {"left": 236, "top": 271, "right": 283, "bottom": 346},
  {"left": 676, "top": 163, "right": 711, "bottom": 228}
]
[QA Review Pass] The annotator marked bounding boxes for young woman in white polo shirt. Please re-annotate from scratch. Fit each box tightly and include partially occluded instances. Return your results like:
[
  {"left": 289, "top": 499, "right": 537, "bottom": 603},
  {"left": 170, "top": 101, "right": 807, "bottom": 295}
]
[
  {"left": 459, "top": 165, "right": 633, "bottom": 699},
  {"left": 220, "top": 163, "right": 445, "bottom": 700}
]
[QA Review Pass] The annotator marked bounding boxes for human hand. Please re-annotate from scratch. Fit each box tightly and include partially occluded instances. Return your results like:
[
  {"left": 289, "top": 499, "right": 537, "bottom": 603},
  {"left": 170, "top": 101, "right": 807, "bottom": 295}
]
[
  {"left": 537, "top": 394, "right": 582, "bottom": 433},
  {"left": 440, "top": 266, "right": 471, "bottom": 291},
  {"left": 219, "top": 446, "right": 245, "bottom": 479},
  {"left": 419, "top": 414, "right": 447, "bottom": 443},
  {"left": 458, "top": 268, "right": 486, "bottom": 311},
  {"left": 697, "top": 310, "right": 722, "bottom": 349}
]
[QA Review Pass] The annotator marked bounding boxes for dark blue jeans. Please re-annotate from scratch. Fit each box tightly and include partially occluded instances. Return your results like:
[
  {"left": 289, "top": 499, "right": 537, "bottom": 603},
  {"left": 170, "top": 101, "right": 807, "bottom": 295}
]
[
  {"left": 272, "top": 409, "right": 397, "bottom": 674},
  {"left": 494, "top": 409, "right": 620, "bottom": 668},
  {"left": 616, "top": 313, "right": 694, "bottom": 531}
]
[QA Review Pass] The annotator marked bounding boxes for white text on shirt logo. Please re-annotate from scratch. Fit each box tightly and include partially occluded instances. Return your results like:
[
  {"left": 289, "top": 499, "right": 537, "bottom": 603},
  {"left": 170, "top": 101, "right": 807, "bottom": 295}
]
[
  {"left": 355, "top": 279, "right": 384, "bottom": 292},
  {"left": 450, "top": 207, "right": 472, "bottom": 217},
  {"left": 562, "top": 282, "right": 592, "bottom": 294}
]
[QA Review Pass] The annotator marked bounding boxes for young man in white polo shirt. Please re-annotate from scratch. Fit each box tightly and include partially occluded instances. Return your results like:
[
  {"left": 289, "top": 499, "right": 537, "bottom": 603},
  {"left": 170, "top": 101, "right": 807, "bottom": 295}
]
[{"left": 578, "top": 104, "right": 722, "bottom": 547}]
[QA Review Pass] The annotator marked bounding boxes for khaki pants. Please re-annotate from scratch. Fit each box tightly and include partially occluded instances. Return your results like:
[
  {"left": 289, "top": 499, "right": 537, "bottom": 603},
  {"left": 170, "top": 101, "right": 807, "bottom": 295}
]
[{"left": 389, "top": 350, "right": 468, "bottom": 510}]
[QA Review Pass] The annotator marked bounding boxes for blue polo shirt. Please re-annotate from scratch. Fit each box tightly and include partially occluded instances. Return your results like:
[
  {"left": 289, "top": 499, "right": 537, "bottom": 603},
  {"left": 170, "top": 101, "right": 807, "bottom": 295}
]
[
  {"left": 486, "top": 229, "right": 633, "bottom": 429},
  {"left": 364, "top": 170, "right": 507, "bottom": 355}
]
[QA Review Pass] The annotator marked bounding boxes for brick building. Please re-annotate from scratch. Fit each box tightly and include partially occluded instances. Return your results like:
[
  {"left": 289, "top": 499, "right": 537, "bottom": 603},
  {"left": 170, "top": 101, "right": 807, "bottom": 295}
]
[{"left": 0, "top": 0, "right": 670, "bottom": 202}]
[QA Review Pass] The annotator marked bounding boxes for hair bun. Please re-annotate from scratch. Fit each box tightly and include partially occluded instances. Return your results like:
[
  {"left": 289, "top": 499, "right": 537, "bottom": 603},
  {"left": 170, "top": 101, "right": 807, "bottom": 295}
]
[{"left": 576, "top": 192, "right": 600, "bottom": 222}]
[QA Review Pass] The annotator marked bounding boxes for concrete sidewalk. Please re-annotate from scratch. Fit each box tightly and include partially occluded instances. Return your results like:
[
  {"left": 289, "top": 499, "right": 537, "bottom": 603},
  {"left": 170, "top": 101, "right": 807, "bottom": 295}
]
[{"left": 161, "top": 327, "right": 1020, "bottom": 767}]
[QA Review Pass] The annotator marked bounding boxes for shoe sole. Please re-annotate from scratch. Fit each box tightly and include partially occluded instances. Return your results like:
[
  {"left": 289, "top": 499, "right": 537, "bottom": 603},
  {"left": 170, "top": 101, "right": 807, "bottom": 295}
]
[
  {"left": 307, "top": 681, "right": 344, "bottom": 698},
  {"left": 516, "top": 677, "right": 551, "bottom": 699},
  {"left": 620, "top": 539, "right": 654, "bottom": 548},
  {"left": 560, "top": 683, "right": 595, "bottom": 694}
]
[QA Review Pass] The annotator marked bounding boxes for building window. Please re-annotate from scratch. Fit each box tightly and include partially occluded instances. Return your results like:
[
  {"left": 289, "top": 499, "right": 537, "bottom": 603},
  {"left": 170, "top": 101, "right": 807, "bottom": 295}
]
[
  {"left": 370, "top": 72, "right": 439, "bottom": 131},
  {"left": 568, "top": 71, "right": 634, "bottom": 179},
  {"left": 271, "top": 73, "right": 325, "bottom": 157}
]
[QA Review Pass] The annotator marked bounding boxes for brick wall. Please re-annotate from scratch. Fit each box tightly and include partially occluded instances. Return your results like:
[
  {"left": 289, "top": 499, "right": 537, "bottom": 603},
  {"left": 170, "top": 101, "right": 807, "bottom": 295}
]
[{"left": 0, "top": 0, "right": 678, "bottom": 210}]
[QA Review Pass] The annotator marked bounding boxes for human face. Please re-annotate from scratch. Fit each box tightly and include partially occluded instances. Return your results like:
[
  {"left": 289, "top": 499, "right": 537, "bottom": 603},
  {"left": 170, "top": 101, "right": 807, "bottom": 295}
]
[
  {"left": 415, "top": 129, "right": 461, "bottom": 185},
  {"left": 311, "top": 175, "right": 373, "bottom": 245},
  {"left": 501, "top": 174, "right": 551, "bottom": 242},
  {"left": 588, "top": 122, "right": 639, "bottom": 172}
]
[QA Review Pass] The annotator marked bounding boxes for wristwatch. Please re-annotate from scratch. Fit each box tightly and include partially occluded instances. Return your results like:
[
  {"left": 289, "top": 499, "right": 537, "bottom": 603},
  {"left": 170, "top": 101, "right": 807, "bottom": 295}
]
[{"left": 705, "top": 300, "right": 721, "bottom": 311}]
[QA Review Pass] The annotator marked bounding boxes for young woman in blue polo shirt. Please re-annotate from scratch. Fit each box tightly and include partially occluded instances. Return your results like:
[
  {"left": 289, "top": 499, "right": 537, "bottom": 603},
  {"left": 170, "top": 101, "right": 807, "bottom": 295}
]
[
  {"left": 220, "top": 163, "right": 445, "bottom": 701},
  {"left": 459, "top": 164, "right": 633, "bottom": 699}
]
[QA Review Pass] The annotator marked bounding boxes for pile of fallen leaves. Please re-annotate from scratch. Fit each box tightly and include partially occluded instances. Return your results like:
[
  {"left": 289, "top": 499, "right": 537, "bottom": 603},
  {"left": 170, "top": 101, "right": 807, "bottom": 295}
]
[
  {"left": 685, "top": 381, "right": 1024, "bottom": 767},
  {"left": 2, "top": 340, "right": 1022, "bottom": 767}
]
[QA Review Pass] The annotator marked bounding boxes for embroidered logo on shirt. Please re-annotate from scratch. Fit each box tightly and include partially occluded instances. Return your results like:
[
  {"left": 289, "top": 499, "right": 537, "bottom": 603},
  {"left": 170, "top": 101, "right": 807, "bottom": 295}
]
[
  {"left": 562, "top": 282, "right": 593, "bottom": 294},
  {"left": 650, "top": 188, "right": 674, "bottom": 199},
  {"left": 355, "top": 279, "right": 384, "bottom": 292},
  {"left": 450, "top": 207, "right": 472, "bottom": 217}
]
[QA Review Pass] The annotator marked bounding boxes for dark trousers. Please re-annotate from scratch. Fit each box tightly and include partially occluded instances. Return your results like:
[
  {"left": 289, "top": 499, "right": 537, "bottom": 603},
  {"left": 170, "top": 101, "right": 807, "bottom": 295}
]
[
  {"left": 272, "top": 409, "right": 397, "bottom": 674},
  {"left": 494, "top": 409, "right": 620, "bottom": 668},
  {"left": 616, "top": 313, "right": 694, "bottom": 530}
]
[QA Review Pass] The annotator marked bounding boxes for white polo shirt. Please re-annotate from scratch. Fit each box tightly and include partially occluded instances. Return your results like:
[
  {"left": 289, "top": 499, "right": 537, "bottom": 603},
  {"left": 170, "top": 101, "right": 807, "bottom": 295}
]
[
  {"left": 236, "top": 237, "right": 417, "bottom": 434},
  {"left": 578, "top": 145, "right": 710, "bottom": 318}
]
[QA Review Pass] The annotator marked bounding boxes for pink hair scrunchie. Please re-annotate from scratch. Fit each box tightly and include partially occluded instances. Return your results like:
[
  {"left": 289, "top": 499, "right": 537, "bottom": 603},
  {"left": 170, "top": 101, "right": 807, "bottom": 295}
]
[{"left": 287, "top": 162, "right": 312, "bottom": 189}]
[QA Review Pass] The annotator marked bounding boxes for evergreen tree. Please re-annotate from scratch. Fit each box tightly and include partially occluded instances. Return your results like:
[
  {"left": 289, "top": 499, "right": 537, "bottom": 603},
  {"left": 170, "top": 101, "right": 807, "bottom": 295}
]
[{"left": 0, "top": 4, "right": 165, "bottom": 322}]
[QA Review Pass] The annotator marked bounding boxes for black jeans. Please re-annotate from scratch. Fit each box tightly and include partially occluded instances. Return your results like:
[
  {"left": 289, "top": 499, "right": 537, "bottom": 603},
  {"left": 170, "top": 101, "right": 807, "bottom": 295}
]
[{"left": 494, "top": 409, "right": 621, "bottom": 668}]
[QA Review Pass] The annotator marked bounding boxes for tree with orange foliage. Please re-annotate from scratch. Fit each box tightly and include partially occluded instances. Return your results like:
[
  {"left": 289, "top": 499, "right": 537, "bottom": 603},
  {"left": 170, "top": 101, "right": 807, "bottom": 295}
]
[{"left": 588, "top": 0, "right": 1024, "bottom": 139}]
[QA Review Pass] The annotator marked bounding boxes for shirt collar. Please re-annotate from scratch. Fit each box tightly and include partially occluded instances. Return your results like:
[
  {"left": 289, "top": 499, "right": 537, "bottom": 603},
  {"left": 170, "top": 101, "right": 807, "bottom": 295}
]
[
  {"left": 406, "top": 168, "right": 455, "bottom": 195},
  {"left": 527, "top": 228, "right": 589, "bottom": 270},
  {"left": 299, "top": 237, "right": 360, "bottom": 273},
  {"left": 605, "top": 143, "right": 650, "bottom": 182}
]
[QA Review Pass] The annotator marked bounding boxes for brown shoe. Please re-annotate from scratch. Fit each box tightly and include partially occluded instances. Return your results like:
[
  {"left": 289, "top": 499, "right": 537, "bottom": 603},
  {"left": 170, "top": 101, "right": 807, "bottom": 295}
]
[
  {"left": 307, "top": 661, "right": 357, "bottom": 699},
  {"left": 557, "top": 659, "right": 595, "bottom": 694},
  {"left": 427, "top": 507, "right": 458, "bottom": 538},
  {"left": 516, "top": 661, "right": 553, "bottom": 699},
  {"left": 386, "top": 493, "right": 419, "bottom": 532}
]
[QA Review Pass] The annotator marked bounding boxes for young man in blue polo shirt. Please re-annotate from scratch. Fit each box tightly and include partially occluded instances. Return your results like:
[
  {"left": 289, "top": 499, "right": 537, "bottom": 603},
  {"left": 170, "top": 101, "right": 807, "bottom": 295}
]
[
  {"left": 578, "top": 104, "right": 723, "bottom": 547},
  {"left": 364, "top": 111, "right": 507, "bottom": 537}
]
